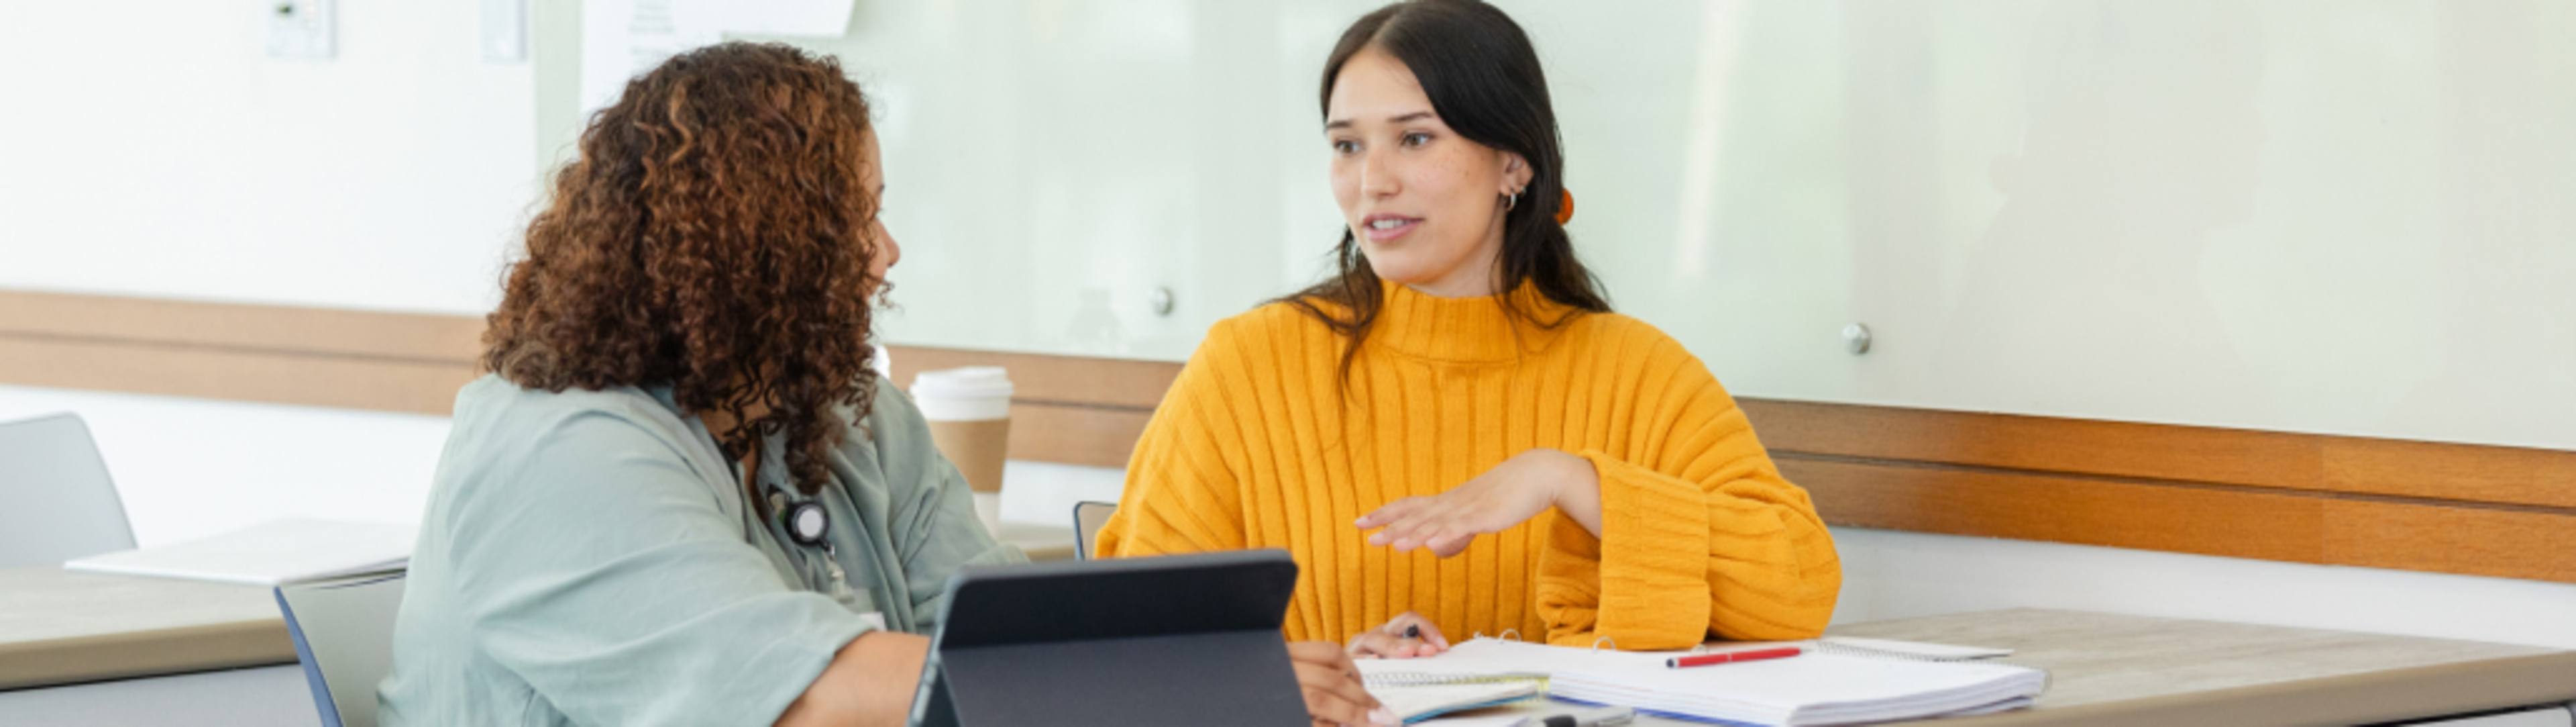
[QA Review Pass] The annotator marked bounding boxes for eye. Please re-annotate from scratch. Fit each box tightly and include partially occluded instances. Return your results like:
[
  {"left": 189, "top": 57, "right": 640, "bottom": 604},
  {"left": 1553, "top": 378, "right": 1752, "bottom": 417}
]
[
  {"left": 1331, "top": 138, "right": 1360, "bottom": 155},
  {"left": 1401, "top": 132, "right": 1433, "bottom": 147}
]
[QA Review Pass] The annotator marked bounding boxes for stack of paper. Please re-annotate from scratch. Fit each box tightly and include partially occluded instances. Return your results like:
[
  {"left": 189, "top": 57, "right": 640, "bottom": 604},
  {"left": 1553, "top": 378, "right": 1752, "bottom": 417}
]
[
  {"left": 64, "top": 518, "right": 416, "bottom": 586},
  {"left": 1382, "top": 638, "right": 2045, "bottom": 727}
]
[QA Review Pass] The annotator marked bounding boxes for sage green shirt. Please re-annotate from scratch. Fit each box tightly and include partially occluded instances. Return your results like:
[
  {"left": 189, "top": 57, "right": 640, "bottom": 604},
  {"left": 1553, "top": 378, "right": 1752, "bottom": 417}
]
[{"left": 378, "top": 375, "right": 1023, "bottom": 726}]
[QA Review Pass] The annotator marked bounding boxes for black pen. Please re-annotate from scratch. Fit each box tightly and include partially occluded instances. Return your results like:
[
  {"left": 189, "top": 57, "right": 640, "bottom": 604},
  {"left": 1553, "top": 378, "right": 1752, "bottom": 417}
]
[{"left": 1511, "top": 706, "right": 1634, "bottom": 727}]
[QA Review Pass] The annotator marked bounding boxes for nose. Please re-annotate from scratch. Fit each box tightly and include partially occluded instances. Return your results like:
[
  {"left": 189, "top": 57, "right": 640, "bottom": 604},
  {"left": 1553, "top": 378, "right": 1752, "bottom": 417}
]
[{"left": 1358, "top": 146, "right": 1399, "bottom": 199}]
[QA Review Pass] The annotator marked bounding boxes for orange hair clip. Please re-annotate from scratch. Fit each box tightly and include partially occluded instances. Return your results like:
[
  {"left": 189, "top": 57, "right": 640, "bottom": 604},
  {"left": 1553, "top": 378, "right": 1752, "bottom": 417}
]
[{"left": 1555, "top": 188, "right": 1575, "bottom": 225}]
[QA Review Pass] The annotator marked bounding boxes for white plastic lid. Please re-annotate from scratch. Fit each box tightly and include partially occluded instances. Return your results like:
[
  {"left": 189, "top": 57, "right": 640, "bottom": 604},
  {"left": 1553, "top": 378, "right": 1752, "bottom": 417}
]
[{"left": 911, "top": 366, "right": 1013, "bottom": 420}]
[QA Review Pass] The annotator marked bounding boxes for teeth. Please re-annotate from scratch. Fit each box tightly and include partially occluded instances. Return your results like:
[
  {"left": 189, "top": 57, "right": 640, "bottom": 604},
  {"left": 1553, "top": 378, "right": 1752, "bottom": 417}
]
[{"left": 1370, "top": 219, "right": 1409, "bottom": 230}]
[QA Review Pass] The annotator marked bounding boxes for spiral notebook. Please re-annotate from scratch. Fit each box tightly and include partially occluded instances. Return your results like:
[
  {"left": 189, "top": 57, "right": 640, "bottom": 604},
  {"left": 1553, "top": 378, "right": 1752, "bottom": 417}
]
[
  {"left": 1364, "top": 679, "right": 1544, "bottom": 724},
  {"left": 1356, "top": 636, "right": 2041, "bottom": 727}
]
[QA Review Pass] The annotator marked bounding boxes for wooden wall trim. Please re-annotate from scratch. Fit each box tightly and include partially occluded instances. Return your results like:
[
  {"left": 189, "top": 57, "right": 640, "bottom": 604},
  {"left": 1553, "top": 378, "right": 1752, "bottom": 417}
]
[
  {"left": 1741, "top": 399, "right": 2576, "bottom": 510},
  {"left": 7, "top": 290, "right": 2574, "bottom": 583}
]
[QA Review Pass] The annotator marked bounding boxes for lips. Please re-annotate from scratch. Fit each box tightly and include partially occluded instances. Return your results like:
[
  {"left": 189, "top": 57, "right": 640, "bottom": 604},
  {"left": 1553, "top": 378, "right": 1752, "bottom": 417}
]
[{"left": 1360, "top": 213, "right": 1422, "bottom": 242}]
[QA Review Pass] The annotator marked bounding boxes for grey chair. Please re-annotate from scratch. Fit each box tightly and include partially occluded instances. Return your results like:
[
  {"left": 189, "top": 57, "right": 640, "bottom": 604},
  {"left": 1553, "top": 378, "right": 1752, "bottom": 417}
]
[
  {"left": 274, "top": 571, "right": 409, "bottom": 727},
  {"left": 0, "top": 413, "right": 136, "bottom": 569},
  {"left": 1072, "top": 501, "right": 1118, "bottom": 561}
]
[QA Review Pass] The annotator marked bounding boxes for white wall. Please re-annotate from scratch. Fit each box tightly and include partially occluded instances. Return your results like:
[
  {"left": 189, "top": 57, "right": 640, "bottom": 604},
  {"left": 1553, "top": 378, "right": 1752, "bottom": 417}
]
[
  {"left": 11, "top": 1, "right": 2573, "bottom": 448},
  {"left": 0, "top": 0, "right": 537, "bottom": 315},
  {"left": 743, "top": 0, "right": 2576, "bottom": 450},
  {"left": 0, "top": 385, "right": 448, "bottom": 548}
]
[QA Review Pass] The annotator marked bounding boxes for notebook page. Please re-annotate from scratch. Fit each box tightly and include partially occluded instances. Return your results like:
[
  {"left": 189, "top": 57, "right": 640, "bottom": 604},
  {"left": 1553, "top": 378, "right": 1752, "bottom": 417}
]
[
  {"left": 1352, "top": 638, "right": 1581, "bottom": 684},
  {"left": 1370, "top": 681, "right": 1540, "bottom": 723}
]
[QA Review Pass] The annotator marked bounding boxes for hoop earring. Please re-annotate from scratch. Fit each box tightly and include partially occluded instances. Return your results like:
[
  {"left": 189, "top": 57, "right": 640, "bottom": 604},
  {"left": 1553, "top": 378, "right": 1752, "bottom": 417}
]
[{"left": 1506, "top": 190, "right": 1520, "bottom": 211}]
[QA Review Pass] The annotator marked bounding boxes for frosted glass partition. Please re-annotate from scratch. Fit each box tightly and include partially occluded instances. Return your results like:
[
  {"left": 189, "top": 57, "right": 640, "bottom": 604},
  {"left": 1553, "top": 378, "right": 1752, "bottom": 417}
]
[{"left": 538, "top": 1, "right": 2576, "bottom": 450}]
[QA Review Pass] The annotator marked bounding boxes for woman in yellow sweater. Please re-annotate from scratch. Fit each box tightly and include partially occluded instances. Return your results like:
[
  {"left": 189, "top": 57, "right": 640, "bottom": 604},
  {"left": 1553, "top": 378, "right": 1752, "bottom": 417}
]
[{"left": 1099, "top": 0, "right": 1841, "bottom": 695}]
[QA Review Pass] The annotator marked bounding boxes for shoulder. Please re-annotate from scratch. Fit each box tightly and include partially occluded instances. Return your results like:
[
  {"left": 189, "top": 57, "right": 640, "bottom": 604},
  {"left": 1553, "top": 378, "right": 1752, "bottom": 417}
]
[
  {"left": 443, "top": 375, "right": 710, "bottom": 488},
  {"left": 1565, "top": 311, "right": 1697, "bottom": 362},
  {"left": 1211, "top": 299, "right": 1340, "bottom": 349},
  {"left": 453, "top": 374, "right": 694, "bottom": 443},
  {"left": 1172, "top": 299, "right": 1343, "bottom": 373}
]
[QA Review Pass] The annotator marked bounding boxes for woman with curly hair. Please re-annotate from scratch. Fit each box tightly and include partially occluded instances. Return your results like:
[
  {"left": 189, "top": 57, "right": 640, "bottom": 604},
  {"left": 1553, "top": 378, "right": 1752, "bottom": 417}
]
[{"left": 377, "top": 44, "right": 1023, "bottom": 726}]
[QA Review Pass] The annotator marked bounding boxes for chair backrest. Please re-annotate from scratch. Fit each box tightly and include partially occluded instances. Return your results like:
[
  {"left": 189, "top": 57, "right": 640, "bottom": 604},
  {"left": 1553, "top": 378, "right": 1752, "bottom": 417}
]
[
  {"left": 0, "top": 413, "right": 136, "bottom": 569},
  {"left": 275, "top": 572, "right": 409, "bottom": 727},
  {"left": 1072, "top": 501, "right": 1118, "bottom": 561}
]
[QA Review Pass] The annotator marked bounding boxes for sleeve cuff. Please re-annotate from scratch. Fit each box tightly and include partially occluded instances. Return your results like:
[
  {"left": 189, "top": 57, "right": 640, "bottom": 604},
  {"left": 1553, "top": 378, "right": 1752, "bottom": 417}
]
[
  {"left": 727, "top": 601, "right": 879, "bottom": 726},
  {"left": 1559, "top": 451, "right": 1715, "bottom": 650}
]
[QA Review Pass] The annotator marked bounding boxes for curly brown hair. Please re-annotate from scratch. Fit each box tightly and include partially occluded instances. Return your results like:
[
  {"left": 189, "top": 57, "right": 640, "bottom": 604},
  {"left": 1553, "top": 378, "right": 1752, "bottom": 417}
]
[{"left": 483, "top": 42, "right": 885, "bottom": 497}]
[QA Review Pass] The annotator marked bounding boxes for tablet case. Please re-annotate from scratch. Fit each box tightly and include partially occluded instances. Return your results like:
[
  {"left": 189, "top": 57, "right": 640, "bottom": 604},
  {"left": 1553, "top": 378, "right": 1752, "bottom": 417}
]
[{"left": 907, "top": 549, "right": 1309, "bottom": 726}]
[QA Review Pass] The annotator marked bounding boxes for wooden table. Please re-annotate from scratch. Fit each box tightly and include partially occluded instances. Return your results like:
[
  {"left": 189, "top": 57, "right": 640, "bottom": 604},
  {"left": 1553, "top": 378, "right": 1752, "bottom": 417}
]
[
  {"left": 0, "top": 524, "right": 1079, "bottom": 693},
  {"left": 1439, "top": 609, "right": 2576, "bottom": 726},
  {"left": 19, "top": 561, "right": 2567, "bottom": 726},
  {"left": 0, "top": 567, "right": 292, "bottom": 689},
  {"left": 0, "top": 568, "right": 314, "bottom": 726}
]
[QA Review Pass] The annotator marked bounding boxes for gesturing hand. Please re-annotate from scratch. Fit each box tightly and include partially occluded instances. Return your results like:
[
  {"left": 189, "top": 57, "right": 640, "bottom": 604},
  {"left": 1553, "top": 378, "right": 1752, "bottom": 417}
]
[{"left": 1356, "top": 449, "right": 1598, "bottom": 558}]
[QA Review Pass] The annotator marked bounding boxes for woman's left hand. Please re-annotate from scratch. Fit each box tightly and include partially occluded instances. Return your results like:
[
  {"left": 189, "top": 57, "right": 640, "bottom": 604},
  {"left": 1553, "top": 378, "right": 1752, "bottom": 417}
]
[{"left": 1356, "top": 449, "right": 1598, "bottom": 558}]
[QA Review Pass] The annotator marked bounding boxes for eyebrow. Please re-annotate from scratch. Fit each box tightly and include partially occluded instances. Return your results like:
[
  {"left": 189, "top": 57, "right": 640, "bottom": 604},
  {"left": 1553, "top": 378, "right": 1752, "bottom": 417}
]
[{"left": 1324, "top": 110, "right": 1436, "bottom": 131}]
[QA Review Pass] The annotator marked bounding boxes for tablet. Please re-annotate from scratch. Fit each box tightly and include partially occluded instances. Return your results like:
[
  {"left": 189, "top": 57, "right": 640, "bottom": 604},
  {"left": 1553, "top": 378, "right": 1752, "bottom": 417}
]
[{"left": 906, "top": 548, "right": 1309, "bottom": 726}]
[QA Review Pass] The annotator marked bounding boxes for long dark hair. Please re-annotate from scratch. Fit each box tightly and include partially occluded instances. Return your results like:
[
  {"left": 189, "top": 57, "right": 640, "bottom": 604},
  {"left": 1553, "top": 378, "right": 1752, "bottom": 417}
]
[
  {"left": 1283, "top": 0, "right": 1610, "bottom": 380},
  {"left": 484, "top": 42, "right": 883, "bottom": 497}
]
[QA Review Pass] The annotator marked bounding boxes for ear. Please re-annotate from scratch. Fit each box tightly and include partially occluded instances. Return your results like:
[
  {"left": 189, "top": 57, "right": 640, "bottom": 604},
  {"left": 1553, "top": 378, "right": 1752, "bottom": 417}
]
[{"left": 1499, "top": 150, "right": 1534, "bottom": 193}]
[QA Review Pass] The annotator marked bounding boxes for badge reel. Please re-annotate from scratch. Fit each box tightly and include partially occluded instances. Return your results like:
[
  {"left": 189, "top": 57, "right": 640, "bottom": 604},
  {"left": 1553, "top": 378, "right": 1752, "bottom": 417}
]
[{"left": 782, "top": 497, "right": 855, "bottom": 600}]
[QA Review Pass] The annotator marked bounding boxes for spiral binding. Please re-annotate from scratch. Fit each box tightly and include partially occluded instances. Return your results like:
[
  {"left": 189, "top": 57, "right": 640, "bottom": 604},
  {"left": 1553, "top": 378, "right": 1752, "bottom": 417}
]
[
  {"left": 1360, "top": 671, "right": 1550, "bottom": 689},
  {"left": 1368, "top": 628, "right": 1549, "bottom": 689}
]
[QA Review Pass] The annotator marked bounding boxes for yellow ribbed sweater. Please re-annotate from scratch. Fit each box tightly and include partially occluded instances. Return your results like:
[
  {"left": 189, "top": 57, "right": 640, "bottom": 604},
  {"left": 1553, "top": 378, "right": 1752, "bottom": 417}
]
[{"left": 1097, "top": 282, "right": 1841, "bottom": 650}]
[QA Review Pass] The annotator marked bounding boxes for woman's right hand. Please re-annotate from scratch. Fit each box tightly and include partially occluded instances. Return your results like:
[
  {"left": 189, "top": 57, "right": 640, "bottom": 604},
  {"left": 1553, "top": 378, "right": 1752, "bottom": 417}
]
[
  {"left": 1346, "top": 612, "right": 1450, "bottom": 659},
  {"left": 1288, "top": 641, "right": 1395, "bottom": 726}
]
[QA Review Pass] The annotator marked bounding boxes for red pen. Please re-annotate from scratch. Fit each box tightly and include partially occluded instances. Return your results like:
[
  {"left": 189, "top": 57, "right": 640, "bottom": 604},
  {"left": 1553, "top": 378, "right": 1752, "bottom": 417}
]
[{"left": 1665, "top": 646, "right": 1803, "bottom": 669}]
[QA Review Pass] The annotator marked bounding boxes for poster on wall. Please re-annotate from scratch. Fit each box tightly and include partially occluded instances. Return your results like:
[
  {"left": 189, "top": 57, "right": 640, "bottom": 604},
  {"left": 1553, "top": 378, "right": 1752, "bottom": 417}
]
[{"left": 579, "top": 0, "right": 854, "bottom": 117}]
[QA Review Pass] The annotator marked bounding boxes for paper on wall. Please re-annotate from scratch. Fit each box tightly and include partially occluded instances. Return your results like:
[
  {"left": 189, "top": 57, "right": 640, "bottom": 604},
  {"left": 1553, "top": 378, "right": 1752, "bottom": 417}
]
[
  {"left": 674, "top": 0, "right": 855, "bottom": 38},
  {"left": 581, "top": 0, "right": 855, "bottom": 118},
  {"left": 580, "top": 0, "right": 721, "bottom": 117}
]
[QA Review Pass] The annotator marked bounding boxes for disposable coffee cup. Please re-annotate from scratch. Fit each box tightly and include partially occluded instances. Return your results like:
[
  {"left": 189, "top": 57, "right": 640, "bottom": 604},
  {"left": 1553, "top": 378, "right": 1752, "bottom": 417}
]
[{"left": 911, "top": 367, "right": 1012, "bottom": 530}]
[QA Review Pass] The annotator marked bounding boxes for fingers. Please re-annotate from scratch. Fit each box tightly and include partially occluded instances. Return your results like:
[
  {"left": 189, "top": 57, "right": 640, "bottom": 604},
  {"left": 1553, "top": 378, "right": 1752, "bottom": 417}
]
[
  {"left": 1354, "top": 497, "right": 1427, "bottom": 530},
  {"left": 1289, "top": 640, "right": 1362, "bottom": 672},
  {"left": 1365, "top": 503, "right": 1450, "bottom": 550},
  {"left": 1382, "top": 612, "right": 1451, "bottom": 650},
  {"left": 1288, "top": 642, "right": 1389, "bottom": 726},
  {"left": 1426, "top": 529, "right": 1477, "bottom": 558},
  {"left": 1360, "top": 495, "right": 1495, "bottom": 556},
  {"left": 1347, "top": 632, "right": 1436, "bottom": 659},
  {"left": 1293, "top": 665, "right": 1374, "bottom": 726},
  {"left": 1379, "top": 515, "right": 1474, "bottom": 556}
]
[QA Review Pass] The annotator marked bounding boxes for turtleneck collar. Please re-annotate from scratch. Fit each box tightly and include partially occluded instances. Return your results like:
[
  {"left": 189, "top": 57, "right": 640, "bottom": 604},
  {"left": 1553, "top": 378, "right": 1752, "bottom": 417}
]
[{"left": 1368, "top": 279, "right": 1582, "bottom": 363}]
